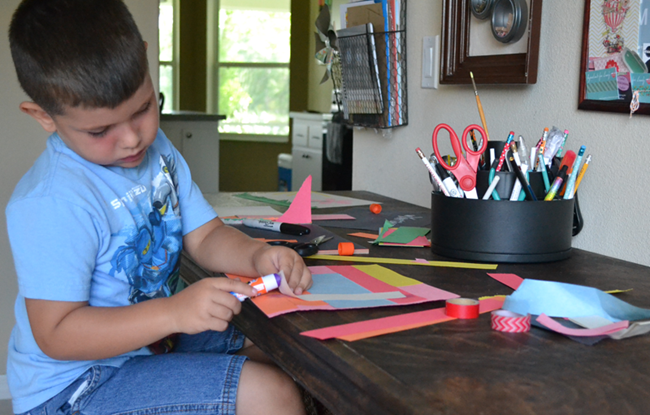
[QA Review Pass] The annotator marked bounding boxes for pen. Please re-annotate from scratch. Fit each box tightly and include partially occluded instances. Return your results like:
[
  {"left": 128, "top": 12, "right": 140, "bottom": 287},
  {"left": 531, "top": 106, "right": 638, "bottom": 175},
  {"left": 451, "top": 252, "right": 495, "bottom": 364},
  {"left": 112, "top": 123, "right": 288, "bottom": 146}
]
[
  {"left": 488, "top": 159, "right": 501, "bottom": 201},
  {"left": 415, "top": 148, "right": 450, "bottom": 196},
  {"left": 544, "top": 165, "right": 568, "bottom": 201},
  {"left": 469, "top": 129, "right": 479, "bottom": 151},
  {"left": 563, "top": 145, "right": 586, "bottom": 199},
  {"left": 573, "top": 154, "right": 591, "bottom": 194},
  {"left": 511, "top": 156, "right": 537, "bottom": 201},
  {"left": 243, "top": 218, "right": 310, "bottom": 236},
  {"left": 517, "top": 136, "right": 528, "bottom": 165},
  {"left": 538, "top": 154, "right": 550, "bottom": 192},
  {"left": 510, "top": 162, "right": 528, "bottom": 201},
  {"left": 496, "top": 131, "right": 514, "bottom": 172},
  {"left": 231, "top": 272, "right": 282, "bottom": 302}
]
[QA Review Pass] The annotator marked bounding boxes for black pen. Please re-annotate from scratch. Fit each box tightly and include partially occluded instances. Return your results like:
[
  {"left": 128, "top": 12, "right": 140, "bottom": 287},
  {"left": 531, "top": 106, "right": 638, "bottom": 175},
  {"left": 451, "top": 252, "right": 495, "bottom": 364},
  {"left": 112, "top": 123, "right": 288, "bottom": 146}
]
[{"left": 510, "top": 155, "right": 537, "bottom": 201}]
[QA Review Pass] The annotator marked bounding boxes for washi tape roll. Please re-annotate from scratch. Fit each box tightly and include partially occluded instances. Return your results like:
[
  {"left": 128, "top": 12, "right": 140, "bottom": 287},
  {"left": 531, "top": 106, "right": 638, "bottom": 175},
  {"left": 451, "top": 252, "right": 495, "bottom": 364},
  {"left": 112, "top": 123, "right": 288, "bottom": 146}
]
[
  {"left": 445, "top": 298, "right": 480, "bottom": 319},
  {"left": 338, "top": 242, "right": 355, "bottom": 256},
  {"left": 491, "top": 310, "right": 531, "bottom": 333}
]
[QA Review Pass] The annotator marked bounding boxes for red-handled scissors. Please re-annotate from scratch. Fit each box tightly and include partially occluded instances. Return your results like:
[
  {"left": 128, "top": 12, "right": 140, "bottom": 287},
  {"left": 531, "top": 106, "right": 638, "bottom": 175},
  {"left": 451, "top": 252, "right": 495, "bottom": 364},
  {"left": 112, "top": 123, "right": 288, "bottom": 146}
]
[{"left": 432, "top": 123, "right": 487, "bottom": 199}]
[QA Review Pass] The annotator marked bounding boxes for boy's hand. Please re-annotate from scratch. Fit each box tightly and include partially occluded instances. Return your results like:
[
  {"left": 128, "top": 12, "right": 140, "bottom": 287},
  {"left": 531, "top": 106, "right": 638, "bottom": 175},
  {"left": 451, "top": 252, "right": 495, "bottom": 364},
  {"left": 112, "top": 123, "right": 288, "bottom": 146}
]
[
  {"left": 252, "top": 245, "right": 312, "bottom": 295},
  {"left": 166, "top": 277, "right": 256, "bottom": 334}
]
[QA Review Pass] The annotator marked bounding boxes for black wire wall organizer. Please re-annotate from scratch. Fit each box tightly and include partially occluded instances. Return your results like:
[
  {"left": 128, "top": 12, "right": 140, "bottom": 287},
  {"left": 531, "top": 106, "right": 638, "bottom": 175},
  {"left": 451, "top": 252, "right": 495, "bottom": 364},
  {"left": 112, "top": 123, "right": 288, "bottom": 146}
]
[{"left": 333, "top": 0, "right": 407, "bottom": 129}]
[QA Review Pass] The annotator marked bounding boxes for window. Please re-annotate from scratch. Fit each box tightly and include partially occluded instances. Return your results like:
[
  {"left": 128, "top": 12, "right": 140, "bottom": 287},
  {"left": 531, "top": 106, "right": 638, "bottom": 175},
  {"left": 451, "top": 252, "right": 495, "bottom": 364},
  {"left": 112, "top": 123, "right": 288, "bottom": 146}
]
[
  {"left": 207, "top": 0, "right": 291, "bottom": 140},
  {"left": 158, "top": 0, "right": 178, "bottom": 113}
]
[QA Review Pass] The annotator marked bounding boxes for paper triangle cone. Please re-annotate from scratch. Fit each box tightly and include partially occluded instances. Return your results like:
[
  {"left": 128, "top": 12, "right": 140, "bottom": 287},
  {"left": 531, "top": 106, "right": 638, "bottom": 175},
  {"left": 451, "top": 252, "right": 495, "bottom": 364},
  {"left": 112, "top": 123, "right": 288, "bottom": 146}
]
[{"left": 278, "top": 175, "right": 312, "bottom": 224}]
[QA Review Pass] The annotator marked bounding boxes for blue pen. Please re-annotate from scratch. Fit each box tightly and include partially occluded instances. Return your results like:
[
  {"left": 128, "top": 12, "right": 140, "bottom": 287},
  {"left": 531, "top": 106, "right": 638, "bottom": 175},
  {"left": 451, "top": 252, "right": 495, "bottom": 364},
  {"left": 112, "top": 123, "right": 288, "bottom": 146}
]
[
  {"left": 563, "top": 145, "right": 586, "bottom": 199},
  {"left": 538, "top": 154, "right": 550, "bottom": 192}
]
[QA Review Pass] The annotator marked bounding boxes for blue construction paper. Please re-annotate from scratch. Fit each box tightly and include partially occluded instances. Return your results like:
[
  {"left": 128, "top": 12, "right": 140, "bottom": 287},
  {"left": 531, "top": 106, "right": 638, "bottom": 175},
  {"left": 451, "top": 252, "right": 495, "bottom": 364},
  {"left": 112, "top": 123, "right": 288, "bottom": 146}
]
[
  {"left": 309, "top": 273, "right": 394, "bottom": 309},
  {"left": 502, "top": 279, "right": 650, "bottom": 323}
]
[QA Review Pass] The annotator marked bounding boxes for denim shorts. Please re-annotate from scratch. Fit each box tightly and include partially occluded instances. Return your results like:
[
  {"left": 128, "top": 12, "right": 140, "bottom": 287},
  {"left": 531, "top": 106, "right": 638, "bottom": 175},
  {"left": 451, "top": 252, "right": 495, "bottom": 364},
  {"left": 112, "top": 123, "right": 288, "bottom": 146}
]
[{"left": 19, "top": 326, "right": 247, "bottom": 415}]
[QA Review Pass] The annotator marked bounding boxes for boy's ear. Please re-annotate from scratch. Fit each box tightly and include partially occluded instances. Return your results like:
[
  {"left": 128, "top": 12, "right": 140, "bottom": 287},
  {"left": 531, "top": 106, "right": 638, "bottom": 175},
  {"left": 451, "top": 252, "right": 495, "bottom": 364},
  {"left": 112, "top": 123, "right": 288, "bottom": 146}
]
[{"left": 19, "top": 102, "right": 57, "bottom": 133}]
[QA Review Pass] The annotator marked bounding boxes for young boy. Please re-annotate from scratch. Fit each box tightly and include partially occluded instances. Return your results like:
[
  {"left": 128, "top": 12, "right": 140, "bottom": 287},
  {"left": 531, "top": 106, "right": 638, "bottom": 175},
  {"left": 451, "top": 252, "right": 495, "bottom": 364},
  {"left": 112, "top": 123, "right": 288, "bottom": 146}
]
[{"left": 6, "top": 0, "right": 312, "bottom": 414}]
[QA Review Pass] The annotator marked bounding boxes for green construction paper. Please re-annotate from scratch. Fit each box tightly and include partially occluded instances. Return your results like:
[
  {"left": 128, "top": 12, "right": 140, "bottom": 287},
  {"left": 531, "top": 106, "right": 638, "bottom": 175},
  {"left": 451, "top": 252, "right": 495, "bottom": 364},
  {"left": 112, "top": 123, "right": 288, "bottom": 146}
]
[
  {"left": 234, "top": 193, "right": 291, "bottom": 207},
  {"left": 376, "top": 222, "right": 430, "bottom": 244}
]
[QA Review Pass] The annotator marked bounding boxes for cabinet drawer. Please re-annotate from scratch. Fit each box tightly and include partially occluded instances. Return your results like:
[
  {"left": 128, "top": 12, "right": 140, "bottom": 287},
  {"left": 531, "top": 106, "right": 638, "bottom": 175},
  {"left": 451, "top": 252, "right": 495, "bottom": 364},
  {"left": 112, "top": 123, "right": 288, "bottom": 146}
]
[
  {"left": 308, "top": 122, "right": 324, "bottom": 150},
  {"left": 292, "top": 123, "right": 308, "bottom": 147}
]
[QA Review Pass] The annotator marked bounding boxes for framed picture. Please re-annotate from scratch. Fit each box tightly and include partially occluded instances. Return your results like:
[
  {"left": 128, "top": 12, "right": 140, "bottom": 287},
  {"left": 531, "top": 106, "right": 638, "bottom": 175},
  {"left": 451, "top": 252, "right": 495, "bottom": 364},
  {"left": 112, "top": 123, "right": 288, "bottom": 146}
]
[
  {"left": 578, "top": 0, "right": 650, "bottom": 115},
  {"left": 440, "top": 0, "right": 542, "bottom": 84}
]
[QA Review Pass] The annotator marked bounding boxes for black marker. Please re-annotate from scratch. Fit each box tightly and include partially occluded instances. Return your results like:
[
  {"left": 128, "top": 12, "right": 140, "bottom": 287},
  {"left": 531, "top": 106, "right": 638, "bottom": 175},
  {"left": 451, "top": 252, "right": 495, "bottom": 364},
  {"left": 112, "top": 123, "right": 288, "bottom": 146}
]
[{"left": 243, "top": 219, "right": 310, "bottom": 236}]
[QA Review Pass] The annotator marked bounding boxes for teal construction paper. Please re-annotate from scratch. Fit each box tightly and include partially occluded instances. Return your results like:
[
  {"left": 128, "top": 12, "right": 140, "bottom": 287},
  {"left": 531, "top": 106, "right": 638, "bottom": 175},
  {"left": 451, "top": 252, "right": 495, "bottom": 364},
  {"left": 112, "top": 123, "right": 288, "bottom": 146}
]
[{"left": 502, "top": 279, "right": 650, "bottom": 323}]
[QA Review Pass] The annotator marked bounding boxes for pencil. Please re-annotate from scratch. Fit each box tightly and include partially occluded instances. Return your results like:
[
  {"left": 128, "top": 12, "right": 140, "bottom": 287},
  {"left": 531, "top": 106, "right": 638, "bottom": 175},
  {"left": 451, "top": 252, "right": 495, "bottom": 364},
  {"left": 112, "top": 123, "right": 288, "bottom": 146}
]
[
  {"left": 470, "top": 71, "right": 490, "bottom": 142},
  {"left": 573, "top": 154, "right": 591, "bottom": 195}
]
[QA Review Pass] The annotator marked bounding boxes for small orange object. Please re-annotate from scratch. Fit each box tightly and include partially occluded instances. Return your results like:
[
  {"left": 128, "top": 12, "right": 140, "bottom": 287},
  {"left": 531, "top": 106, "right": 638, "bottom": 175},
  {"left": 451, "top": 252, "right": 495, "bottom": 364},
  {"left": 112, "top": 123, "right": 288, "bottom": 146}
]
[
  {"left": 369, "top": 203, "right": 382, "bottom": 214},
  {"left": 338, "top": 242, "right": 355, "bottom": 256}
]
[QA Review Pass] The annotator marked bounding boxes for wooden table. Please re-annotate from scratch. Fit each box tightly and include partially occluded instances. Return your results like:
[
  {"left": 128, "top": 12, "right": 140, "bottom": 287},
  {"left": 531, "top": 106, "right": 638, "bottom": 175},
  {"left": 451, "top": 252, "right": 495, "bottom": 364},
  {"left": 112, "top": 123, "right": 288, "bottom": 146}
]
[{"left": 181, "top": 191, "right": 650, "bottom": 415}]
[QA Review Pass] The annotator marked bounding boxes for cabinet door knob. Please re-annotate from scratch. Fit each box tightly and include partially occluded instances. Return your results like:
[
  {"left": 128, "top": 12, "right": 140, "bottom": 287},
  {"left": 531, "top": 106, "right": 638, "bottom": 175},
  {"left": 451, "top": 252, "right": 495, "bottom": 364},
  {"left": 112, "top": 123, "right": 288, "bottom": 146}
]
[{"left": 302, "top": 154, "right": 311, "bottom": 159}]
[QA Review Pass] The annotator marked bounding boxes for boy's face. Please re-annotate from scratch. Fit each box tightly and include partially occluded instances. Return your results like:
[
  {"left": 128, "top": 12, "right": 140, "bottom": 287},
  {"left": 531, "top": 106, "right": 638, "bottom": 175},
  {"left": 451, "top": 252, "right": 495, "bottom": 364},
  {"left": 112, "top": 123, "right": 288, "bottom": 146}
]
[{"left": 24, "top": 75, "right": 159, "bottom": 168}]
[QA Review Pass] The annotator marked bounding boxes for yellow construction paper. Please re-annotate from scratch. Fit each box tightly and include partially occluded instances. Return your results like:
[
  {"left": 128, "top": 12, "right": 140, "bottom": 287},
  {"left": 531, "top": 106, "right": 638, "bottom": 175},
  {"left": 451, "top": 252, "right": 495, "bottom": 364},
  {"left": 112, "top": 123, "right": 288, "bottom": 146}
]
[
  {"left": 356, "top": 264, "right": 421, "bottom": 286},
  {"left": 306, "top": 254, "right": 498, "bottom": 270}
]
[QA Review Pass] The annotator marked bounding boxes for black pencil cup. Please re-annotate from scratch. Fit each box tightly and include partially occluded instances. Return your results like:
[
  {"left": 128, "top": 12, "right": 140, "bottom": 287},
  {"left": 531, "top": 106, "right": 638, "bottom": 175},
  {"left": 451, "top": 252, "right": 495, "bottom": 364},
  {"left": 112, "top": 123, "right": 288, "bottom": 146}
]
[{"left": 430, "top": 193, "right": 575, "bottom": 263}]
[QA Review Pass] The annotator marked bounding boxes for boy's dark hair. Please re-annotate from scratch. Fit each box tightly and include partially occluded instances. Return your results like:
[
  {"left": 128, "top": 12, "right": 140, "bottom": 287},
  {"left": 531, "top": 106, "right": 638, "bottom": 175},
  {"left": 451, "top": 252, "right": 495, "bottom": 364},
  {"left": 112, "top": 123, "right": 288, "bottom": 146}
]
[{"left": 9, "top": 0, "right": 148, "bottom": 116}]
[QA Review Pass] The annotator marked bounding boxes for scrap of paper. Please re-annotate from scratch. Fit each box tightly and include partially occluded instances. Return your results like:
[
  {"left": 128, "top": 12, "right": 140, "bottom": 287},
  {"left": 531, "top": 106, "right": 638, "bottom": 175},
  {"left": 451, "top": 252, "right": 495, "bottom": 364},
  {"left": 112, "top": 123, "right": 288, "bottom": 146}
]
[
  {"left": 503, "top": 279, "right": 650, "bottom": 322},
  {"left": 349, "top": 232, "right": 379, "bottom": 239},
  {"left": 536, "top": 314, "right": 628, "bottom": 337},
  {"left": 487, "top": 273, "right": 524, "bottom": 290},
  {"left": 374, "top": 220, "right": 431, "bottom": 246},
  {"left": 306, "top": 254, "right": 498, "bottom": 270},
  {"left": 278, "top": 175, "right": 312, "bottom": 224},
  {"left": 570, "top": 315, "right": 650, "bottom": 340},
  {"left": 226, "top": 264, "right": 459, "bottom": 318},
  {"left": 301, "top": 297, "right": 505, "bottom": 342}
]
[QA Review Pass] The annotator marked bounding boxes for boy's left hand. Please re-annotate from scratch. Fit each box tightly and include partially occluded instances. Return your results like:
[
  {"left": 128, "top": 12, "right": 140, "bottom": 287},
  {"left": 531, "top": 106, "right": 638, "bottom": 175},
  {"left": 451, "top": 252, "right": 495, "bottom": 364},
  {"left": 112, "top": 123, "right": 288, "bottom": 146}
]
[{"left": 252, "top": 245, "right": 312, "bottom": 295}]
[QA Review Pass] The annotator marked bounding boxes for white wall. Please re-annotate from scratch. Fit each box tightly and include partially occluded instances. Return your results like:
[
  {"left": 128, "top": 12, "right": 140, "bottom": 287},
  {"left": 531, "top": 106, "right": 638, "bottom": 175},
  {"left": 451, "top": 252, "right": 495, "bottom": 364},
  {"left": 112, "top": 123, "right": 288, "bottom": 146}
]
[
  {"left": 352, "top": 1, "right": 650, "bottom": 267},
  {"left": 0, "top": 0, "right": 159, "bottom": 376}
]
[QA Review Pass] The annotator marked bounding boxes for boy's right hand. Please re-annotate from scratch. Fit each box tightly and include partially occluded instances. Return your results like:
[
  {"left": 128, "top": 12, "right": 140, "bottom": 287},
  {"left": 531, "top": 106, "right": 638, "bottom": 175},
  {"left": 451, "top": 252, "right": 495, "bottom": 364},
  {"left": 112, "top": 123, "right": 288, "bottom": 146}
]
[{"left": 166, "top": 277, "right": 256, "bottom": 335}]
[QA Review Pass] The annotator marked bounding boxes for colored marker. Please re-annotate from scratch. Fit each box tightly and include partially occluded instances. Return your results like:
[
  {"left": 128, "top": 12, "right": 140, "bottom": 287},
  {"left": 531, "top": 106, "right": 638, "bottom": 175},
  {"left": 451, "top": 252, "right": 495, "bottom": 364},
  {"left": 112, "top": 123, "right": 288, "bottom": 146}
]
[
  {"left": 416, "top": 148, "right": 449, "bottom": 196},
  {"left": 243, "top": 219, "right": 310, "bottom": 236},
  {"left": 436, "top": 164, "right": 463, "bottom": 198},
  {"left": 512, "top": 157, "right": 537, "bottom": 201},
  {"left": 573, "top": 154, "right": 592, "bottom": 194},
  {"left": 545, "top": 165, "right": 568, "bottom": 201},
  {"left": 564, "top": 146, "right": 586, "bottom": 199},
  {"left": 231, "top": 272, "right": 282, "bottom": 302}
]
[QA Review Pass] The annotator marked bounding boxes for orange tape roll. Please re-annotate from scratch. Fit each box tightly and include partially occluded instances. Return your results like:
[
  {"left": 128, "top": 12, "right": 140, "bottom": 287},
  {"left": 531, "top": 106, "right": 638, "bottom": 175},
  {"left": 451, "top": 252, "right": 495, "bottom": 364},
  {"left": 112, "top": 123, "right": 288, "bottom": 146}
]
[
  {"left": 338, "top": 242, "right": 355, "bottom": 256},
  {"left": 369, "top": 203, "right": 382, "bottom": 214},
  {"left": 445, "top": 298, "right": 480, "bottom": 319}
]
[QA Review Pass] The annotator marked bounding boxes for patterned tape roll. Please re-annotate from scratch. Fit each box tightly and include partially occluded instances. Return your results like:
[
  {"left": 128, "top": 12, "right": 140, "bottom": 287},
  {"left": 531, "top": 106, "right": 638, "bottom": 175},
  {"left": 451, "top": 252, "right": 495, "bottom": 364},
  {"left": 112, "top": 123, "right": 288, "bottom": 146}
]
[
  {"left": 491, "top": 310, "right": 531, "bottom": 333},
  {"left": 445, "top": 298, "right": 480, "bottom": 319}
]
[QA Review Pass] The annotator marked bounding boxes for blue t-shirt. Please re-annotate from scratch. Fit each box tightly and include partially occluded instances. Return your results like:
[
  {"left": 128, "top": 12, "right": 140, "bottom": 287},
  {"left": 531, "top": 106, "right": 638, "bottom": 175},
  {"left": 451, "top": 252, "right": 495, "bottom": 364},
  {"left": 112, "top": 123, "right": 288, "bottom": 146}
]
[{"left": 5, "top": 129, "right": 218, "bottom": 413}]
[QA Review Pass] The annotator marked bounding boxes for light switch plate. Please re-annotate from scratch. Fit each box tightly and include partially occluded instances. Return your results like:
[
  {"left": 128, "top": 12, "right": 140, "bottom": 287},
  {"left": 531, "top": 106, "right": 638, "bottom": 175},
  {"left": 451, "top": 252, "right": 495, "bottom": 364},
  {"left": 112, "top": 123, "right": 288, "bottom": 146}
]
[{"left": 422, "top": 35, "right": 440, "bottom": 89}]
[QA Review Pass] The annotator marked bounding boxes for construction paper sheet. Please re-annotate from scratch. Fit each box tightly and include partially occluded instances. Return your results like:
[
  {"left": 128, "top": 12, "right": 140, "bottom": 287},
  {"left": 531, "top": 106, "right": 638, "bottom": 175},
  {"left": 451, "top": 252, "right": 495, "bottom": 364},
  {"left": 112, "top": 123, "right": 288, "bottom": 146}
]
[
  {"left": 226, "top": 264, "right": 459, "bottom": 318},
  {"left": 298, "top": 292, "right": 405, "bottom": 302},
  {"left": 215, "top": 206, "right": 282, "bottom": 217},
  {"left": 278, "top": 176, "right": 312, "bottom": 224},
  {"left": 536, "top": 314, "right": 628, "bottom": 337},
  {"left": 487, "top": 273, "right": 524, "bottom": 290},
  {"left": 375, "top": 224, "right": 430, "bottom": 244},
  {"left": 503, "top": 279, "right": 650, "bottom": 322},
  {"left": 349, "top": 232, "right": 379, "bottom": 239},
  {"left": 313, "top": 206, "right": 430, "bottom": 231},
  {"left": 570, "top": 315, "right": 650, "bottom": 340},
  {"left": 306, "top": 254, "right": 498, "bottom": 270},
  {"left": 234, "top": 223, "right": 369, "bottom": 255},
  {"left": 223, "top": 214, "right": 355, "bottom": 225},
  {"left": 301, "top": 297, "right": 505, "bottom": 341},
  {"left": 235, "top": 191, "right": 380, "bottom": 209}
]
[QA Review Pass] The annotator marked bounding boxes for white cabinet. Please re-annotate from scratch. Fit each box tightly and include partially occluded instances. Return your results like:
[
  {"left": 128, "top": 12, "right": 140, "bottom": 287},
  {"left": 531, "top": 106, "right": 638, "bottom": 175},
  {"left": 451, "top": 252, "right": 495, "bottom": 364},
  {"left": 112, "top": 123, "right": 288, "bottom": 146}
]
[
  {"left": 289, "top": 112, "right": 331, "bottom": 192},
  {"left": 160, "top": 113, "right": 224, "bottom": 194}
]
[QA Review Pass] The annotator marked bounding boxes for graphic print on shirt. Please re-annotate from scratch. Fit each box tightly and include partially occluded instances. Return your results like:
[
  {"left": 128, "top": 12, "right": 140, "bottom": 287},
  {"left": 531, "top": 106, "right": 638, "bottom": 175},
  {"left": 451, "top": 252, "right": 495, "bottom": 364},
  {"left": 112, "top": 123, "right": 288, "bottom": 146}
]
[{"left": 110, "top": 155, "right": 183, "bottom": 304}]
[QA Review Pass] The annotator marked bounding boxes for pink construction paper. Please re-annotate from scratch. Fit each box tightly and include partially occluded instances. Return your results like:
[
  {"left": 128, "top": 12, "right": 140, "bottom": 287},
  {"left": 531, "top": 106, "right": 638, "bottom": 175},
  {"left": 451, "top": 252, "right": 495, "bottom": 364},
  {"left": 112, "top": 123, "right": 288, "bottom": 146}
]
[
  {"left": 413, "top": 258, "right": 429, "bottom": 264},
  {"left": 399, "top": 283, "right": 460, "bottom": 301},
  {"left": 278, "top": 175, "right": 312, "bottom": 224},
  {"left": 301, "top": 297, "right": 505, "bottom": 341},
  {"left": 487, "top": 273, "right": 524, "bottom": 290},
  {"left": 312, "top": 214, "right": 355, "bottom": 220},
  {"left": 536, "top": 314, "right": 629, "bottom": 337}
]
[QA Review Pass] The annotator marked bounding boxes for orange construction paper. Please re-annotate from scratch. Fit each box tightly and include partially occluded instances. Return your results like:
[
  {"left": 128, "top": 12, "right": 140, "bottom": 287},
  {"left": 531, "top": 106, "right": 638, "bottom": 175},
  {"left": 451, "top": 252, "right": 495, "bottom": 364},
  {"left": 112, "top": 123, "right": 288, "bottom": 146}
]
[{"left": 278, "top": 175, "right": 312, "bottom": 224}]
